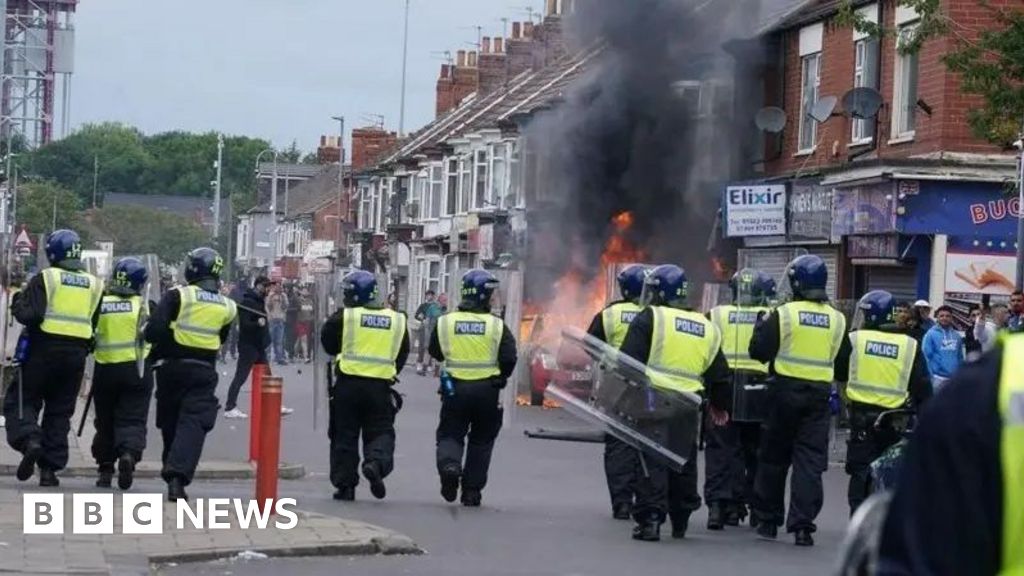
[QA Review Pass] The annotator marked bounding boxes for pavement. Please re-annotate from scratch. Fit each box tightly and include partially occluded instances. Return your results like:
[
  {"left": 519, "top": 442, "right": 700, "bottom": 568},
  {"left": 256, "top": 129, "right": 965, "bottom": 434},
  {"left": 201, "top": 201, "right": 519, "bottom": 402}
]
[{"left": 0, "top": 357, "right": 858, "bottom": 575}]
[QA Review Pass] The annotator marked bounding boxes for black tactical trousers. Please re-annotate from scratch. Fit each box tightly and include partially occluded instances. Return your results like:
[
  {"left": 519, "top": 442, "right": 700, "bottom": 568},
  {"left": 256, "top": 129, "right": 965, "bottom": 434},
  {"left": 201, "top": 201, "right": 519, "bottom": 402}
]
[
  {"left": 3, "top": 340, "right": 88, "bottom": 471},
  {"left": 329, "top": 377, "right": 397, "bottom": 489},
  {"left": 704, "top": 419, "right": 761, "bottom": 506},
  {"left": 225, "top": 343, "right": 268, "bottom": 412},
  {"left": 604, "top": 435, "right": 639, "bottom": 509},
  {"left": 632, "top": 411, "right": 701, "bottom": 525},
  {"left": 435, "top": 380, "right": 503, "bottom": 492},
  {"left": 91, "top": 361, "right": 154, "bottom": 469},
  {"left": 845, "top": 404, "right": 901, "bottom": 514},
  {"left": 155, "top": 360, "right": 219, "bottom": 485},
  {"left": 753, "top": 380, "right": 831, "bottom": 533}
]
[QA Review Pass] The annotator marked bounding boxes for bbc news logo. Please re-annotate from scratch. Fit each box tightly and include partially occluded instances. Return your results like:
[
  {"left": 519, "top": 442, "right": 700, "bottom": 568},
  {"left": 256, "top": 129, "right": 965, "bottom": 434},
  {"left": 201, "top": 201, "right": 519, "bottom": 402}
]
[{"left": 23, "top": 494, "right": 299, "bottom": 534}]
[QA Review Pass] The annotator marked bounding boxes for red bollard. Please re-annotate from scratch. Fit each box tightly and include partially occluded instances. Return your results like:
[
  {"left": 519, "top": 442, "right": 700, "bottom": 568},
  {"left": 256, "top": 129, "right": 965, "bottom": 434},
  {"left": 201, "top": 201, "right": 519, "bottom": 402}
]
[
  {"left": 255, "top": 375, "right": 283, "bottom": 511},
  {"left": 249, "top": 363, "right": 268, "bottom": 462}
]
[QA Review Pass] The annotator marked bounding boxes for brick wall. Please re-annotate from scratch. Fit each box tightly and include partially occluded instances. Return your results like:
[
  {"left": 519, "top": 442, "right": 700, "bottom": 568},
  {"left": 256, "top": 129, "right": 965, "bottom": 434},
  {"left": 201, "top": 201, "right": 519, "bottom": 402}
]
[
  {"left": 317, "top": 135, "right": 341, "bottom": 164},
  {"left": 351, "top": 128, "right": 398, "bottom": 172},
  {"left": 478, "top": 37, "right": 508, "bottom": 95},
  {"left": 763, "top": 0, "right": 1011, "bottom": 178}
]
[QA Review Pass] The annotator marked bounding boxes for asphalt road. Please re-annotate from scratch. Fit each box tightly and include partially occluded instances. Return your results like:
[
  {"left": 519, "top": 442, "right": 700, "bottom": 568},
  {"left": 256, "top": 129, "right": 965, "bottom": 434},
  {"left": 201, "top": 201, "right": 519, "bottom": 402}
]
[{"left": 160, "top": 359, "right": 852, "bottom": 576}]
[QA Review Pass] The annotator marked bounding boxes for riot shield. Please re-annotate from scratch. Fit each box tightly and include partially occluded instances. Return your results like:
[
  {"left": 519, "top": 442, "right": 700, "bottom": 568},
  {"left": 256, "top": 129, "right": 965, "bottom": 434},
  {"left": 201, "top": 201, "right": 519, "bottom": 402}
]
[
  {"left": 731, "top": 268, "right": 769, "bottom": 423},
  {"left": 311, "top": 270, "right": 335, "bottom": 431},
  {"left": 834, "top": 491, "right": 892, "bottom": 576},
  {"left": 552, "top": 327, "right": 701, "bottom": 471}
]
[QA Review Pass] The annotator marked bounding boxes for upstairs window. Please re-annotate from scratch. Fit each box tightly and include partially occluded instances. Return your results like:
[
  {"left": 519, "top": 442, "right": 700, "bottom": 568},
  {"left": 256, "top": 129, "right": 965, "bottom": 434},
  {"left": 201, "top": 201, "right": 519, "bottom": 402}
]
[
  {"left": 852, "top": 37, "right": 880, "bottom": 143},
  {"left": 892, "top": 23, "right": 920, "bottom": 140},
  {"left": 429, "top": 163, "right": 443, "bottom": 219},
  {"left": 444, "top": 158, "right": 458, "bottom": 216},
  {"left": 797, "top": 23, "right": 824, "bottom": 153}
]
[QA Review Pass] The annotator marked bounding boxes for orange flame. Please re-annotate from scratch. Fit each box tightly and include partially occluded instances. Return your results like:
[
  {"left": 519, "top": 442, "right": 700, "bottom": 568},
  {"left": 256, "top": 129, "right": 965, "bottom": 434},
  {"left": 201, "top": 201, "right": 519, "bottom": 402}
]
[{"left": 524, "top": 211, "right": 646, "bottom": 346}]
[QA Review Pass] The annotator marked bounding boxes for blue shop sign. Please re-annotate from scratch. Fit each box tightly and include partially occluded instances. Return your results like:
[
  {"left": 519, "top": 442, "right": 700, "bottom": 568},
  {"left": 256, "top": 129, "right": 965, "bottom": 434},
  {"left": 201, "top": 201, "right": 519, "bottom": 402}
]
[{"left": 899, "top": 180, "right": 1018, "bottom": 237}]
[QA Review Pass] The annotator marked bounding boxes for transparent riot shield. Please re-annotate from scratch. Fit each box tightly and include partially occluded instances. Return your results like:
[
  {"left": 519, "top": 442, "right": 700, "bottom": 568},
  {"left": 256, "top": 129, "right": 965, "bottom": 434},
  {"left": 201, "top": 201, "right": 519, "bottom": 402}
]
[
  {"left": 834, "top": 491, "right": 892, "bottom": 576},
  {"left": 311, "top": 270, "right": 336, "bottom": 430},
  {"left": 552, "top": 327, "right": 702, "bottom": 471},
  {"left": 731, "top": 268, "right": 769, "bottom": 423}
]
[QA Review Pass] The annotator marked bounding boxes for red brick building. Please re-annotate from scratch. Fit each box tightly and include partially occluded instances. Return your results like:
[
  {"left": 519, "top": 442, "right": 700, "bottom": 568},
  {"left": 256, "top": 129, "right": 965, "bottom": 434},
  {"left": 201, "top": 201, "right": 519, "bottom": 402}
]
[{"left": 732, "top": 0, "right": 1020, "bottom": 310}]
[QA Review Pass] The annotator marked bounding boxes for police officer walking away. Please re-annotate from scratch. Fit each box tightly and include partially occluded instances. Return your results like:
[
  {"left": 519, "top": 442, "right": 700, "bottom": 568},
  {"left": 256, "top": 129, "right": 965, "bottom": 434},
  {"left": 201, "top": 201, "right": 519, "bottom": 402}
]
[
  {"left": 704, "top": 269, "right": 775, "bottom": 530},
  {"left": 145, "top": 248, "right": 237, "bottom": 501},
  {"left": 749, "top": 254, "right": 850, "bottom": 546},
  {"left": 586, "top": 264, "right": 646, "bottom": 520},
  {"left": 619, "top": 264, "right": 731, "bottom": 542},
  {"left": 91, "top": 257, "right": 154, "bottom": 490},
  {"left": 429, "top": 269, "right": 517, "bottom": 507},
  {"left": 4, "top": 229, "right": 103, "bottom": 486},
  {"left": 876, "top": 334, "right": 1023, "bottom": 575},
  {"left": 320, "top": 271, "right": 409, "bottom": 501},
  {"left": 835, "top": 290, "right": 930, "bottom": 515}
]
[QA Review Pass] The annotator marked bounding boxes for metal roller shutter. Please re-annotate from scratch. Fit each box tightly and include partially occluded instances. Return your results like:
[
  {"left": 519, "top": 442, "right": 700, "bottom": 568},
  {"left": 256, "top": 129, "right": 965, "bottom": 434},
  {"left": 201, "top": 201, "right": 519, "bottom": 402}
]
[
  {"left": 738, "top": 246, "right": 839, "bottom": 301},
  {"left": 865, "top": 266, "right": 918, "bottom": 302}
]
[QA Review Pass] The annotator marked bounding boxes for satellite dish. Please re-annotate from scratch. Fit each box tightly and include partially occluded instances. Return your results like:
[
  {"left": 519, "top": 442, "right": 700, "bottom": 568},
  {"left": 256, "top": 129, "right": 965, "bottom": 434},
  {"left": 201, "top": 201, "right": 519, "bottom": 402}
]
[
  {"left": 841, "top": 87, "right": 883, "bottom": 119},
  {"left": 755, "top": 107, "right": 787, "bottom": 133},
  {"left": 809, "top": 95, "right": 838, "bottom": 123}
]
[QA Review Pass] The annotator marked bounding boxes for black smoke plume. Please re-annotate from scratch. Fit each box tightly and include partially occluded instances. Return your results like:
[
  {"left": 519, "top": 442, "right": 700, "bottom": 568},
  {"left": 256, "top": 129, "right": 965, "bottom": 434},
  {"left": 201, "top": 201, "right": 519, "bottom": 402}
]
[{"left": 524, "top": 0, "right": 784, "bottom": 304}]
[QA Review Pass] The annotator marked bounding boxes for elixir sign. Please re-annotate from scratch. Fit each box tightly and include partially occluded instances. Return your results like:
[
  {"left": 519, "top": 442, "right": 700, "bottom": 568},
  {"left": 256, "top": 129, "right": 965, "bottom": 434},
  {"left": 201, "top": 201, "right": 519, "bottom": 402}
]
[{"left": 723, "top": 185, "right": 787, "bottom": 237}]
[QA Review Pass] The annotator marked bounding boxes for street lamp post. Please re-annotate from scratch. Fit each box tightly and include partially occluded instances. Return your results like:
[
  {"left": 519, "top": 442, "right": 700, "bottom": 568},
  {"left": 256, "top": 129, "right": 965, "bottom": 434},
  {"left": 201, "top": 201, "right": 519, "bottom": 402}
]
[
  {"left": 399, "top": 0, "right": 410, "bottom": 137},
  {"left": 332, "top": 116, "right": 346, "bottom": 251},
  {"left": 213, "top": 134, "right": 224, "bottom": 239},
  {"left": 255, "top": 148, "right": 280, "bottom": 271}
]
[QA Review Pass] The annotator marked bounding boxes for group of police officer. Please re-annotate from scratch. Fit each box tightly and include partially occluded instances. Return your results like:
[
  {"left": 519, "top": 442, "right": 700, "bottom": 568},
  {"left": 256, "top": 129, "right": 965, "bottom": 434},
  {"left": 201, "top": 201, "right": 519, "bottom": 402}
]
[
  {"left": 587, "top": 255, "right": 939, "bottom": 546},
  {"left": 3, "top": 229, "right": 237, "bottom": 501}
]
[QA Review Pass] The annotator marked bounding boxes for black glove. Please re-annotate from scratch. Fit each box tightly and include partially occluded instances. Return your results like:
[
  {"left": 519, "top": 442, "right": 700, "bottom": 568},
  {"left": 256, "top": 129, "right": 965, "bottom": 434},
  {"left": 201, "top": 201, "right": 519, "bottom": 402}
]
[{"left": 491, "top": 378, "right": 507, "bottom": 390}]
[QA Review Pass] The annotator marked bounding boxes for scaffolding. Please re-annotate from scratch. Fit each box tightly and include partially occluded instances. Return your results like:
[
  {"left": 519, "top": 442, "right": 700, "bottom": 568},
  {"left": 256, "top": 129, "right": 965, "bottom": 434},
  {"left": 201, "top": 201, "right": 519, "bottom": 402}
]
[{"left": 1, "top": 0, "right": 77, "bottom": 151}]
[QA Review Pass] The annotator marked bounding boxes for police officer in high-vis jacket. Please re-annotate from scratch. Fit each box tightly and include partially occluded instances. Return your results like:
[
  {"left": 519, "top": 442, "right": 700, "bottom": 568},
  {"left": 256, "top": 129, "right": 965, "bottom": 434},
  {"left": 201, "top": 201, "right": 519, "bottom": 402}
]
[
  {"left": 91, "top": 257, "right": 154, "bottom": 491},
  {"left": 877, "top": 334, "right": 1023, "bottom": 575},
  {"left": 145, "top": 248, "right": 236, "bottom": 501},
  {"left": 704, "top": 269, "right": 775, "bottom": 530},
  {"left": 5, "top": 229, "right": 103, "bottom": 487},
  {"left": 835, "top": 290, "right": 930, "bottom": 515},
  {"left": 619, "top": 264, "right": 731, "bottom": 542},
  {"left": 429, "top": 269, "right": 517, "bottom": 507},
  {"left": 749, "top": 254, "right": 850, "bottom": 546},
  {"left": 587, "top": 264, "right": 647, "bottom": 520},
  {"left": 319, "top": 270, "right": 409, "bottom": 502}
]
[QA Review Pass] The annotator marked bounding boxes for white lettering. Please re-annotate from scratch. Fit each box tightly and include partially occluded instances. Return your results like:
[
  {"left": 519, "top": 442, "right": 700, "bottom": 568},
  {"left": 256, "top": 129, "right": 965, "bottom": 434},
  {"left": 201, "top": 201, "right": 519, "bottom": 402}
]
[
  {"left": 23, "top": 494, "right": 64, "bottom": 534},
  {"left": 207, "top": 498, "right": 231, "bottom": 529},
  {"left": 176, "top": 499, "right": 204, "bottom": 529},
  {"left": 233, "top": 499, "right": 273, "bottom": 530},
  {"left": 274, "top": 498, "right": 299, "bottom": 530},
  {"left": 122, "top": 494, "right": 163, "bottom": 535}
]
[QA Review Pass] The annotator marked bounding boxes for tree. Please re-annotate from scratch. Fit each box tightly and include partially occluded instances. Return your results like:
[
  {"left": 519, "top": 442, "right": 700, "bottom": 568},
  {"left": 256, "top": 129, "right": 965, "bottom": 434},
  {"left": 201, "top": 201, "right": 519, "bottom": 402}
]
[
  {"left": 80, "top": 205, "right": 210, "bottom": 263},
  {"left": 15, "top": 180, "right": 83, "bottom": 237},
  {"left": 839, "top": 1, "right": 1024, "bottom": 145}
]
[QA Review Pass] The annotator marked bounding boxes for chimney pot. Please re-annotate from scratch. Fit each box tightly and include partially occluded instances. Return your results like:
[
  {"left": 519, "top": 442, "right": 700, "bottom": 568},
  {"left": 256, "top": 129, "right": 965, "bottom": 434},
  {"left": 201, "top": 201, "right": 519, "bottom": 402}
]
[
  {"left": 467, "top": 51, "right": 478, "bottom": 67},
  {"left": 482, "top": 37, "right": 491, "bottom": 54},
  {"left": 320, "top": 135, "right": 326, "bottom": 146},
  {"left": 440, "top": 63, "right": 450, "bottom": 78},
  {"left": 512, "top": 22, "right": 521, "bottom": 38},
  {"left": 494, "top": 37, "right": 504, "bottom": 53},
  {"left": 457, "top": 50, "right": 467, "bottom": 67},
  {"left": 546, "top": 0, "right": 557, "bottom": 16},
  {"left": 523, "top": 22, "right": 535, "bottom": 38}
]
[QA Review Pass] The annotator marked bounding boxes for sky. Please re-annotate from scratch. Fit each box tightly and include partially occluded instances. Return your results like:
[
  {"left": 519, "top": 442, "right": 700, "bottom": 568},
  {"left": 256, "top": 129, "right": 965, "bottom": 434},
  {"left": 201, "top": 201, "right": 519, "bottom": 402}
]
[{"left": 72, "top": 0, "right": 545, "bottom": 150}]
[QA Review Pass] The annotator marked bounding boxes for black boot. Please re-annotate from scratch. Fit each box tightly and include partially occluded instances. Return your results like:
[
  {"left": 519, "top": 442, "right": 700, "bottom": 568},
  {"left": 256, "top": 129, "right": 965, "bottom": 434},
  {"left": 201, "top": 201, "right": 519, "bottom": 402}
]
[
  {"left": 361, "top": 462, "right": 386, "bottom": 500},
  {"left": 440, "top": 464, "right": 461, "bottom": 503},
  {"left": 707, "top": 502, "right": 726, "bottom": 531},
  {"left": 167, "top": 477, "right": 188, "bottom": 502},
  {"left": 461, "top": 488, "right": 482, "bottom": 507},
  {"left": 38, "top": 468, "right": 59, "bottom": 487},
  {"left": 794, "top": 529, "right": 814, "bottom": 547},
  {"left": 117, "top": 454, "right": 136, "bottom": 491},
  {"left": 612, "top": 502, "right": 632, "bottom": 521},
  {"left": 16, "top": 440, "right": 42, "bottom": 482},
  {"left": 96, "top": 466, "right": 114, "bottom": 488},
  {"left": 333, "top": 486, "right": 355, "bottom": 501},
  {"left": 670, "top": 512, "right": 691, "bottom": 539},
  {"left": 756, "top": 522, "right": 778, "bottom": 540},
  {"left": 726, "top": 502, "right": 744, "bottom": 526},
  {"left": 632, "top": 519, "right": 661, "bottom": 542}
]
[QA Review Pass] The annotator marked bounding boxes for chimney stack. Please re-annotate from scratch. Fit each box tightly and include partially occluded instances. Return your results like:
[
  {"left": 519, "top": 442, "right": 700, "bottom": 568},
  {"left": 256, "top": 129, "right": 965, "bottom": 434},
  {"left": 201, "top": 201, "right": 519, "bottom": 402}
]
[
  {"left": 467, "top": 51, "right": 478, "bottom": 67},
  {"left": 494, "top": 37, "right": 504, "bottom": 53},
  {"left": 457, "top": 50, "right": 467, "bottom": 67},
  {"left": 512, "top": 22, "right": 522, "bottom": 39},
  {"left": 523, "top": 22, "right": 535, "bottom": 38},
  {"left": 482, "top": 36, "right": 492, "bottom": 54}
]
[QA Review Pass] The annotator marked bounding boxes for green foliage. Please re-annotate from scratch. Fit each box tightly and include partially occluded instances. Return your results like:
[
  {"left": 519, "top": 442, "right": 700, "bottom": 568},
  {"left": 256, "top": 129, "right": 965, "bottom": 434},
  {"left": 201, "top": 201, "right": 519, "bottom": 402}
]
[
  {"left": 80, "top": 205, "right": 210, "bottom": 263},
  {"left": 15, "top": 180, "right": 83, "bottom": 236},
  {"left": 837, "top": 1, "right": 1024, "bottom": 145},
  {"left": 22, "top": 123, "right": 286, "bottom": 203}
]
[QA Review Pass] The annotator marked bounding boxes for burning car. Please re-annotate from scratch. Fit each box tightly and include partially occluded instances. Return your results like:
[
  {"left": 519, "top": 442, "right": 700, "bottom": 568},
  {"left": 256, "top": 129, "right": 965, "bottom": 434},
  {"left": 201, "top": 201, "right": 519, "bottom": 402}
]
[{"left": 524, "top": 316, "right": 595, "bottom": 405}]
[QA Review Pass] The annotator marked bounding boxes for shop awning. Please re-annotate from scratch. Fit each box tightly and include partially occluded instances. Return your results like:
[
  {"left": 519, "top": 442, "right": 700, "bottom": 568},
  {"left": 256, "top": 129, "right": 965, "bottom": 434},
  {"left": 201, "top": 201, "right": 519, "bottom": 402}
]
[{"left": 821, "top": 163, "right": 1016, "bottom": 187}]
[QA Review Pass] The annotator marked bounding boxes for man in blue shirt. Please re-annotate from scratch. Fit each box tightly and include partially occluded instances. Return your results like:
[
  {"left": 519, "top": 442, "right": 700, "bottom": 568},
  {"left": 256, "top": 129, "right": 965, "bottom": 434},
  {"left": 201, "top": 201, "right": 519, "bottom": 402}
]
[
  {"left": 1007, "top": 291, "right": 1024, "bottom": 332},
  {"left": 921, "top": 305, "right": 963, "bottom": 394}
]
